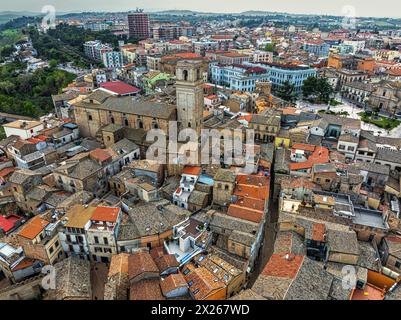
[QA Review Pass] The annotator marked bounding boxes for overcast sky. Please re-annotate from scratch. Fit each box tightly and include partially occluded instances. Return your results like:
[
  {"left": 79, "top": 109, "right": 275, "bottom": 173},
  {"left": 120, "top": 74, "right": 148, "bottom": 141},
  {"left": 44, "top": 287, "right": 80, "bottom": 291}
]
[{"left": 1, "top": 0, "right": 400, "bottom": 18}]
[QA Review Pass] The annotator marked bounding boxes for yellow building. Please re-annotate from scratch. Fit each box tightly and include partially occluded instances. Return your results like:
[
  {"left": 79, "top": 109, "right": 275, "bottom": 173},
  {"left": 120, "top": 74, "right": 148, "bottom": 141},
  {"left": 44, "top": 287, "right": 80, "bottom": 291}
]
[{"left": 275, "top": 129, "right": 291, "bottom": 149}]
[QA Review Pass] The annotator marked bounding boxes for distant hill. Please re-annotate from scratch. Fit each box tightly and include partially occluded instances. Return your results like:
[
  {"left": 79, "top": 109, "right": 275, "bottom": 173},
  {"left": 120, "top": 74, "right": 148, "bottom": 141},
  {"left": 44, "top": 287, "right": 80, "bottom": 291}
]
[
  {"left": 0, "top": 11, "right": 42, "bottom": 25},
  {"left": 152, "top": 10, "right": 202, "bottom": 15},
  {"left": 239, "top": 11, "right": 276, "bottom": 16}
]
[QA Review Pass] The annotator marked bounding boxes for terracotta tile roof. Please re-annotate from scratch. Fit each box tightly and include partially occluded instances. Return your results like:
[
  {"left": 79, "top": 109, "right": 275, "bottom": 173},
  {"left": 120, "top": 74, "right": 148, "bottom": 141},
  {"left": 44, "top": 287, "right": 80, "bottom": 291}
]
[
  {"left": 160, "top": 273, "right": 188, "bottom": 296},
  {"left": 128, "top": 252, "right": 159, "bottom": 281},
  {"left": 18, "top": 215, "right": 49, "bottom": 240},
  {"left": 153, "top": 254, "right": 179, "bottom": 273},
  {"left": 91, "top": 206, "right": 120, "bottom": 223},
  {"left": 312, "top": 223, "right": 326, "bottom": 242},
  {"left": 175, "top": 52, "right": 201, "bottom": 59},
  {"left": 234, "top": 175, "right": 270, "bottom": 201},
  {"left": 108, "top": 253, "right": 130, "bottom": 278},
  {"left": 182, "top": 166, "right": 202, "bottom": 176},
  {"left": 89, "top": 148, "right": 112, "bottom": 162},
  {"left": 149, "top": 246, "right": 165, "bottom": 260},
  {"left": 261, "top": 253, "right": 304, "bottom": 279},
  {"left": 184, "top": 266, "right": 226, "bottom": 300},
  {"left": 289, "top": 146, "right": 329, "bottom": 171},
  {"left": 11, "top": 257, "right": 35, "bottom": 271},
  {"left": 227, "top": 205, "right": 263, "bottom": 223},
  {"left": 130, "top": 279, "right": 165, "bottom": 300},
  {"left": 292, "top": 143, "right": 316, "bottom": 152},
  {"left": 351, "top": 283, "right": 385, "bottom": 300},
  {"left": 100, "top": 81, "right": 140, "bottom": 95},
  {"left": 286, "top": 177, "right": 317, "bottom": 190},
  {"left": 233, "top": 196, "right": 265, "bottom": 211}
]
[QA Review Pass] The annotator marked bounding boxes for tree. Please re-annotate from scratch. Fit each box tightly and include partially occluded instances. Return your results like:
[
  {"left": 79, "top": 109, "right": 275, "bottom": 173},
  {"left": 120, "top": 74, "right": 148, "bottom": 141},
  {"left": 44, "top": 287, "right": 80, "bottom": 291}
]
[
  {"left": 302, "top": 76, "right": 318, "bottom": 99},
  {"left": 302, "top": 76, "right": 333, "bottom": 104},
  {"left": 276, "top": 81, "right": 296, "bottom": 103},
  {"left": 264, "top": 43, "right": 275, "bottom": 52},
  {"left": 316, "top": 77, "right": 333, "bottom": 103},
  {"left": 49, "top": 59, "right": 58, "bottom": 69},
  {"left": 0, "top": 45, "right": 16, "bottom": 58},
  {"left": 0, "top": 81, "right": 15, "bottom": 95}
]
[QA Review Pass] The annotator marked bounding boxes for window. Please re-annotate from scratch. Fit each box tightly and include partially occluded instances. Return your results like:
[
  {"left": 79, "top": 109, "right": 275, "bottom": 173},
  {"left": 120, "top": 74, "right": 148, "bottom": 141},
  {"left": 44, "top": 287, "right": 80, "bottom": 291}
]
[
  {"left": 88, "top": 114, "right": 93, "bottom": 121},
  {"left": 339, "top": 145, "right": 345, "bottom": 150},
  {"left": 347, "top": 146, "right": 355, "bottom": 151},
  {"left": 55, "top": 240, "right": 59, "bottom": 247},
  {"left": 49, "top": 247, "right": 54, "bottom": 254},
  {"left": 94, "top": 236, "right": 99, "bottom": 244},
  {"left": 396, "top": 261, "right": 401, "bottom": 269},
  {"left": 103, "top": 237, "right": 108, "bottom": 245}
]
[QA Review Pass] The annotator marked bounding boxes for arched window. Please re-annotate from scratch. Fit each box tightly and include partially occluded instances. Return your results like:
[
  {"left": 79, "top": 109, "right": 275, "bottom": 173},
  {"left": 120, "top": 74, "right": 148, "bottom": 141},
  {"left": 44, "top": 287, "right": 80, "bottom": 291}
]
[{"left": 183, "top": 69, "right": 188, "bottom": 81}]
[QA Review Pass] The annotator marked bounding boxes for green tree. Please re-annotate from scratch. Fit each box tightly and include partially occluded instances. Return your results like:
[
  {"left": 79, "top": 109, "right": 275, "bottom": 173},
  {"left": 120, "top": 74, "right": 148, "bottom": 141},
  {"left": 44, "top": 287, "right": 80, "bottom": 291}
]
[
  {"left": 0, "top": 81, "right": 15, "bottom": 95},
  {"left": 302, "top": 76, "right": 318, "bottom": 99},
  {"left": 276, "top": 80, "right": 296, "bottom": 103},
  {"left": 302, "top": 76, "right": 333, "bottom": 104},
  {"left": 316, "top": 77, "right": 333, "bottom": 103},
  {"left": 0, "top": 45, "right": 16, "bottom": 58},
  {"left": 264, "top": 43, "right": 275, "bottom": 52}
]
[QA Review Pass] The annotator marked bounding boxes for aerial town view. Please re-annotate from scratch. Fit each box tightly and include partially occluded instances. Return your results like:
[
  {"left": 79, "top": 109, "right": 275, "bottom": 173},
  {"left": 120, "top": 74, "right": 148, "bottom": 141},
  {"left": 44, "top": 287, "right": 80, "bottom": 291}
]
[{"left": 0, "top": 0, "right": 401, "bottom": 313}]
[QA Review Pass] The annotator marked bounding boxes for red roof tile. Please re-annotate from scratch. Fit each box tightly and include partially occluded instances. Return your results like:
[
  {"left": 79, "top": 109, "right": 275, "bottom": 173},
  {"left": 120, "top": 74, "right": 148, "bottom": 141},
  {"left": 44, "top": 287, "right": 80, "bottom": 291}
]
[
  {"left": 130, "top": 279, "right": 165, "bottom": 300},
  {"left": 90, "top": 148, "right": 112, "bottom": 162},
  {"left": 182, "top": 166, "right": 202, "bottom": 176},
  {"left": 91, "top": 206, "right": 120, "bottom": 223},
  {"left": 160, "top": 273, "right": 187, "bottom": 296},
  {"left": 262, "top": 253, "right": 304, "bottom": 279},
  {"left": 289, "top": 146, "right": 329, "bottom": 171},
  {"left": 227, "top": 205, "right": 263, "bottom": 223},
  {"left": 312, "top": 223, "right": 326, "bottom": 242},
  {"left": 100, "top": 81, "right": 140, "bottom": 95},
  {"left": 11, "top": 257, "right": 35, "bottom": 272},
  {"left": 18, "top": 216, "right": 49, "bottom": 240},
  {"left": 128, "top": 252, "right": 159, "bottom": 281},
  {"left": 0, "top": 167, "right": 15, "bottom": 178}
]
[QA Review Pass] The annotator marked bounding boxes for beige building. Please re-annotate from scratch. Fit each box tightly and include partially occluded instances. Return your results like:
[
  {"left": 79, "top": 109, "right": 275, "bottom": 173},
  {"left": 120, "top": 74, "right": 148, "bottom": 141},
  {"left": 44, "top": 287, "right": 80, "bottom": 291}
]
[
  {"left": 16, "top": 215, "right": 64, "bottom": 265},
  {"left": 213, "top": 169, "right": 236, "bottom": 207},
  {"left": 72, "top": 90, "right": 176, "bottom": 138},
  {"left": 86, "top": 206, "right": 122, "bottom": 263},
  {"left": 176, "top": 60, "right": 205, "bottom": 137}
]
